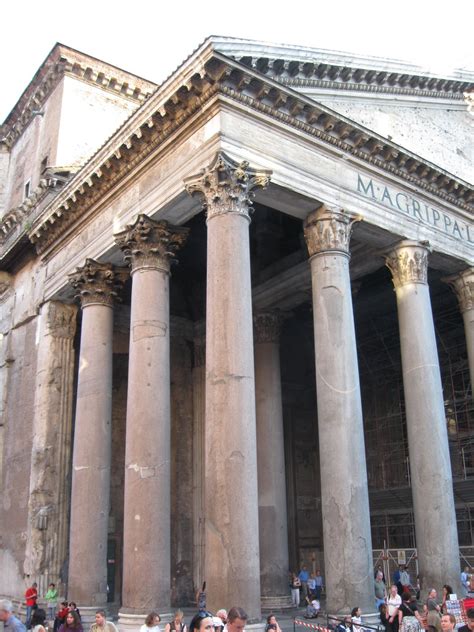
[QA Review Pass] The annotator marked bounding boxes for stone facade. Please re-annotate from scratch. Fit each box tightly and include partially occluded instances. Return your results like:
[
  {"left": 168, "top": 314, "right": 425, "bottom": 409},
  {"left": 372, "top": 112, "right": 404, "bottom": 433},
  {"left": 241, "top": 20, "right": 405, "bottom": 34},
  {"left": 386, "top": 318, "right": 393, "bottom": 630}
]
[{"left": 0, "top": 36, "right": 472, "bottom": 624}]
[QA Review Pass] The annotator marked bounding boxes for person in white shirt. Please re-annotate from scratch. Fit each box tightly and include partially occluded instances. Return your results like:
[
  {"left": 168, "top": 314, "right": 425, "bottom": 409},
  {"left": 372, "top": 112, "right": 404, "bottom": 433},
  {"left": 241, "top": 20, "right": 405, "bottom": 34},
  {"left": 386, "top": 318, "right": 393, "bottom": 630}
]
[
  {"left": 140, "top": 613, "right": 161, "bottom": 632},
  {"left": 387, "top": 585, "right": 402, "bottom": 632}
]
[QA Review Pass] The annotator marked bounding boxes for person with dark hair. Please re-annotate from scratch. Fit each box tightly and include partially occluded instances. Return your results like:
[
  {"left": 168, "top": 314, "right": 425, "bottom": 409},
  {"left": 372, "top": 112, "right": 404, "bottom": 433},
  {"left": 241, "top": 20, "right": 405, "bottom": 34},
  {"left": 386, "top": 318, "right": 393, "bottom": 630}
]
[
  {"left": 398, "top": 592, "right": 421, "bottom": 632},
  {"left": 351, "top": 607, "right": 363, "bottom": 632},
  {"left": 265, "top": 614, "right": 282, "bottom": 632},
  {"left": 54, "top": 602, "right": 70, "bottom": 632},
  {"left": 188, "top": 612, "right": 214, "bottom": 632},
  {"left": 30, "top": 610, "right": 46, "bottom": 632},
  {"left": 90, "top": 610, "right": 118, "bottom": 632},
  {"left": 25, "top": 582, "right": 38, "bottom": 628},
  {"left": 141, "top": 613, "right": 161, "bottom": 632},
  {"left": 58, "top": 611, "right": 82, "bottom": 632},
  {"left": 441, "top": 586, "right": 454, "bottom": 614},
  {"left": 440, "top": 615, "right": 456, "bottom": 632},
  {"left": 426, "top": 589, "right": 441, "bottom": 632},
  {"left": 458, "top": 608, "right": 474, "bottom": 632},
  {"left": 227, "top": 608, "right": 247, "bottom": 632},
  {"left": 68, "top": 605, "right": 81, "bottom": 622},
  {"left": 380, "top": 604, "right": 390, "bottom": 632}
]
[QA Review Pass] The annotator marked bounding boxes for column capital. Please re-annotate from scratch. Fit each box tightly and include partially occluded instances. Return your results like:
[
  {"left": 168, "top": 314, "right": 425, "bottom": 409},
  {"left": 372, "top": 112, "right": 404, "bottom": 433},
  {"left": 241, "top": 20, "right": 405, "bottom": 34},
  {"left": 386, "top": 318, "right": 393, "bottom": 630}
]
[
  {"left": 443, "top": 267, "right": 474, "bottom": 313},
  {"left": 303, "top": 205, "right": 360, "bottom": 258},
  {"left": 68, "top": 259, "right": 128, "bottom": 308},
  {"left": 384, "top": 240, "right": 431, "bottom": 289},
  {"left": 114, "top": 214, "right": 189, "bottom": 274},
  {"left": 184, "top": 151, "right": 271, "bottom": 223},
  {"left": 253, "top": 311, "right": 285, "bottom": 344}
]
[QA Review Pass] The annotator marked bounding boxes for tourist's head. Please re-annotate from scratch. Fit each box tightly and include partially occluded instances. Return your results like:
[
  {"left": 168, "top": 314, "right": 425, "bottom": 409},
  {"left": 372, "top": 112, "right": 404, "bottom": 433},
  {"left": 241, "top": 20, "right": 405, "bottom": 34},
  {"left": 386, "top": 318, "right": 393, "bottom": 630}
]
[
  {"left": 466, "top": 609, "right": 474, "bottom": 632},
  {"left": 351, "top": 607, "right": 361, "bottom": 618},
  {"left": 390, "top": 584, "right": 398, "bottom": 596},
  {"left": 174, "top": 610, "right": 184, "bottom": 624},
  {"left": 0, "top": 600, "right": 13, "bottom": 623},
  {"left": 66, "top": 611, "right": 81, "bottom": 628},
  {"left": 216, "top": 610, "right": 227, "bottom": 624},
  {"left": 189, "top": 612, "right": 214, "bottom": 632},
  {"left": 440, "top": 614, "right": 456, "bottom": 632},
  {"left": 442, "top": 585, "right": 453, "bottom": 597},
  {"left": 95, "top": 610, "right": 107, "bottom": 626},
  {"left": 428, "top": 588, "right": 437, "bottom": 599},
  {"left": 49, "top": 583, "right": 56, "bottom": 589},
  {"left": 145, "top": 612, "right": 161, "bottom": 628},
  {"left": 227, "top": 608, "right": 248, "bottom": 632},
  {"left": 31, "top": 610, "right": 47, "bottom": 628}
]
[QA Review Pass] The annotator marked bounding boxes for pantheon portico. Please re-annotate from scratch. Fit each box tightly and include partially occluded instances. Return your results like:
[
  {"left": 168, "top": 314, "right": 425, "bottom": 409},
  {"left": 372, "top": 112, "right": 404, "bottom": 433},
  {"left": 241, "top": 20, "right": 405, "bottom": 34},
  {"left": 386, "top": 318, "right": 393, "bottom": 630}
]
[{"left": 0, "top": 38, "right": 472, "bottom": 626}]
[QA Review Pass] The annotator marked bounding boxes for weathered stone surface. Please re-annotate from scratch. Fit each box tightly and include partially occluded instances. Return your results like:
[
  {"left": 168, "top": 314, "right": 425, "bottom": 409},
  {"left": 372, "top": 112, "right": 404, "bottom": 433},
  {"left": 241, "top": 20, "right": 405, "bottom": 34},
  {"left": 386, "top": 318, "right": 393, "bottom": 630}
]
[{"left": 385, "top": 240, "right": 462, "bottom": 596}]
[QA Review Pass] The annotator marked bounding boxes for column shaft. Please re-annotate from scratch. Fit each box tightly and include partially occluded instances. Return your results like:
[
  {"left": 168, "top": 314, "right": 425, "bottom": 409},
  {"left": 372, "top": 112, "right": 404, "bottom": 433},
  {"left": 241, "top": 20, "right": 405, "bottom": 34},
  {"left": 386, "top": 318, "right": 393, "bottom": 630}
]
[
  {"left": 254, "top": 313, "right": 290, "bottom": 603},
  {"left": 185, "top": 152, "right": 270, "bottom": 621},
  {"left": 304, "top": 208, "right": 374, "bottom": 615},
  {"left": 386, "top": 242, "right": 462, "bottom": 595}
]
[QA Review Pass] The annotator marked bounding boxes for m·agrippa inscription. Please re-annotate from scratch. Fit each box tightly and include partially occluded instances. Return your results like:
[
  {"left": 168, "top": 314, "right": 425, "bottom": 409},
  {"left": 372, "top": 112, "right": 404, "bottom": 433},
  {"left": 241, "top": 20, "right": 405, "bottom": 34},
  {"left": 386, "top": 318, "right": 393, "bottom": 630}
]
[{"left": 357, "top": 174, "right": 473, "bottom": 244}]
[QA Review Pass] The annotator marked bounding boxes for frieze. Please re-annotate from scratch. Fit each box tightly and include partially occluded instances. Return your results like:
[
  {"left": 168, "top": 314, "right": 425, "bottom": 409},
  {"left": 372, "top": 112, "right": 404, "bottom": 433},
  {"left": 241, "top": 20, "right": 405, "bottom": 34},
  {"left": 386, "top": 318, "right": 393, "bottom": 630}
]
[
  {"left": 443, "top": 268, "right": 474, "bottom": 313},
  {"left": 304, "top": 206, "right": 360, "bottom": 257},
  {"left": 384, "top": 240, "right": 430, "bottom": 289},
  {"left": 68, "top": 259, "right": 128, "bottom": 308},
  {"left": 114, "top": 214, "right": 189, "bottom": 274},
  {"left": 184, "top": 152, "right": 271, "bottom": 222}
]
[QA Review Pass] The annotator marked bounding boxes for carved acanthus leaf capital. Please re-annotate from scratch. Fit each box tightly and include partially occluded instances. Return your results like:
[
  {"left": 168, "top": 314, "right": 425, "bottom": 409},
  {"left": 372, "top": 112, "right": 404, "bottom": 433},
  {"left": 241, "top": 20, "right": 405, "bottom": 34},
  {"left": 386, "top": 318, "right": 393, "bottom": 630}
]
[
  {"left": 184, "top": 152, "right": 271, "bottom": 222},
  {"left": 443, "top": 267, "right": 474, "bottom": 313},
  {"left": 114, "top": 214, "right": 189, "bottom": 273},
  {"left": 253, "top": 311, "right": 286, "bottom": 344},
  {"left": 384, "top": 240, "right": 430, "bottom": 289},
  {"left": 68, "top": 259, "right": 128, "bottom": 308},
  {"left": 304, "top": 206, "right": 361, "bottom": 258},
  {"left": 45, "top": 301, "right": 78, "bottom": 339}
]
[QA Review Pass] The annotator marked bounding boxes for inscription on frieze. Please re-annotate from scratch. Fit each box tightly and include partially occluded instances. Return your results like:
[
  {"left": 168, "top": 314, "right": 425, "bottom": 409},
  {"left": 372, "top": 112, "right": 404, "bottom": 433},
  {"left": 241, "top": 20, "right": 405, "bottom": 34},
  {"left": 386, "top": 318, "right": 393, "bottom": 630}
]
[{"left": 356, "top": 174, "right": 473, "bottom": 244}]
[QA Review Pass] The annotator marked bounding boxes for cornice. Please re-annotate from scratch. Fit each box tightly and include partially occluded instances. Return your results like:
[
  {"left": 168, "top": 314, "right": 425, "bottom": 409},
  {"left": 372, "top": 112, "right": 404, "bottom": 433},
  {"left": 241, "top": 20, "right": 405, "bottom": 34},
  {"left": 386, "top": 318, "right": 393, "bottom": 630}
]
[
  {"left": 23, "top": 51, "right": 473, "bottom": 258},
  {"left": 0, "top": 44, "right": 156, "bottom": 150}
]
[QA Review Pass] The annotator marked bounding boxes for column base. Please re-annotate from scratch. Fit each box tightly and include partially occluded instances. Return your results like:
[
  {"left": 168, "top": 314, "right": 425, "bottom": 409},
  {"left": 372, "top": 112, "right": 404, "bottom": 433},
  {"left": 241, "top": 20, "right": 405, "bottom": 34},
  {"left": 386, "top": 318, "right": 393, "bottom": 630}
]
[
  {"left": 261, "top": 595, "right": 294, "bottom": 611},
  {"left": 118, "top": 611, "right": 173, "bottom": 632}
]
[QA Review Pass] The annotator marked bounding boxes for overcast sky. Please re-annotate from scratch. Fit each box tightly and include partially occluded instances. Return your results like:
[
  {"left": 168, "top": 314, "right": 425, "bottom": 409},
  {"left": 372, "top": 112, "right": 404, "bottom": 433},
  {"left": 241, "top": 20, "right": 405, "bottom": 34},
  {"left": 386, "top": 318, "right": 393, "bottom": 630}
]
[{"left": 1, "top": 0, "right": 473, "bottom": 122}]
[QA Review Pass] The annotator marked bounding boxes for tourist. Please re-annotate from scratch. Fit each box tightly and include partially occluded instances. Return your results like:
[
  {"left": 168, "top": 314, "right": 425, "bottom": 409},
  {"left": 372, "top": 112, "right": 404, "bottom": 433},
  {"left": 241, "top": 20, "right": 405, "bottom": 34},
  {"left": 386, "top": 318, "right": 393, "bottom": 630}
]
[
  {"left": 304, "top": 598, "right": 320, "bottom": 619},
  {"left": 298, "top": 565, "right": 310, "bottom": 600},
  {"left": 265, "top": 614, "right": 282, "bottom": 632},
  {"left": 189, "top": 612, "right": 214, "bottom": 632},
  {"left": 89, "top": 610, "right": 118, "bottom": 632},
  {"left": 25, "top": 582, "right": 38, "bottom": 628},
  {"left": 440, "top": 614, "right": 456, "bottom": 632},
  {"left": 314, "top": 570, "right": 324, "bottom": 600},
  {"left": 30, "top": 609, "right": 47, "bottom": 632},
  {"left": 140, "top": 613, "right": 161, "bottom": 632},
  {"left": 351, "top": 607, "right": 363, "bottom": 632},
  {"left": 68, "top": 604, "right": 81, "bottom": 622},
  {"left": 165, "top": 611, "right": 187, "bottom": 632},
  {"left": 380, "top": 604, "right": 390, "bottom": 632},
  {"left": 426, "top": 589, "right": 441, "bottom": 632},
  {"left": 458, "top": 607, "right": 474, "bottom": 632},
  {"left": 399, "top": 567, "right": 411, "bottom": 595},
  {"left": 441, "top": 585, "right": 454, "bottom": 614},
  {"left": 399, "top": 593, "right": 422, "bottom": 632},
  {"left": 216, "top": 611, "right": 227, "bottom": 626},
  {"left": 226, "top": 608, "right": 247, "bottom": 632},
  {"left": 54, "top": 602, "right": 70, "bottom": 632},
  {"left": 212, "top": 618, "right": 224, "bottom": 632},
  {"left": 462, "top": 568, "right": 471, "bottom": 597},
  {"left": 375, "top": 571, "right": 387, "bottom": 609},
  {"left": 0, "top": 599, "right": 26, "bottom": 632},
  {"left": 387, "top": 584, "right": 402, "bottom": 632},
  {"left": 58, "top": 611, "right": 83, "bottom": 632},
  {"left": 290, "top": 572, "right": 302, "bottom": 607},
  {"left": 45, "top": 583, "right": 58, "bottom": 622},
  {"left": 307, "top": 573, "right": 316, "bottom": 599}
]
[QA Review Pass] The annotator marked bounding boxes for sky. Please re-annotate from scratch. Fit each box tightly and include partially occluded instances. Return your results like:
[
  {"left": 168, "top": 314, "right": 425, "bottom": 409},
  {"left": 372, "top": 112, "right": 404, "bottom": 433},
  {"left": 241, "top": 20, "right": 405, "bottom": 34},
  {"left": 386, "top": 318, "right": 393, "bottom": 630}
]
[{"left": 1, "top": 0, "right": 473, "bottom": 122}]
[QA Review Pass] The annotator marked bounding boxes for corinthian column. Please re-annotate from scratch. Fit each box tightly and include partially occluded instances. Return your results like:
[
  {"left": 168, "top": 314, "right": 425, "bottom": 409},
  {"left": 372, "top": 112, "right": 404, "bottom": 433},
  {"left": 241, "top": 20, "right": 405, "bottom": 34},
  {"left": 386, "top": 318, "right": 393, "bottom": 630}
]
[
  {"left": 304, "top": 206, "right": 374, "bottom": 616},
  {"left": 24, "top": 301, "right": 77, "bottom": 598},
  {"left": 68, "top": 260, "right": 126, "bottom": 611},
  {"left": 385, "top": 241, "right": 461, "bottom": 595},
  {"left": 115, "top": 215, "right": 188, "bottom": 625},
  {"left": 185, "top": 152, "right": 270, "bottom": 621},
  {"left": 443, "top": 268, "right": 474, "bottom": 393},
  {"left": 253, "top": 312, "right": 291, "bottom": 609}
]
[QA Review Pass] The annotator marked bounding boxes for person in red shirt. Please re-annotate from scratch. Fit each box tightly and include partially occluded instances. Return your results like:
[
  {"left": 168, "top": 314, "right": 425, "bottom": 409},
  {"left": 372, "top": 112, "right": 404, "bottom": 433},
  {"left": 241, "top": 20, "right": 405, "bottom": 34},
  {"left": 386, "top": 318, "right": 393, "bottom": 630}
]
[
  {"left": 54, "top": 603, "right": 70, "bottom": 632},
  {"left": 25, "top": 583, "right": 38, "bottom": 629}
]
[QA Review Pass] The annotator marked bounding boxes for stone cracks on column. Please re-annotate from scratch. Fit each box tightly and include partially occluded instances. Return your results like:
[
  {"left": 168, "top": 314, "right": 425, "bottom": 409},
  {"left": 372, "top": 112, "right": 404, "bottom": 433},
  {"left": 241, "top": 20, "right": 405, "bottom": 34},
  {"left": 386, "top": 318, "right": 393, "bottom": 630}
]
[
  {"left": 184, "top": 151, "right": 271, "bottom": 222},
  {"left": 304, "top": 205, "right": 360, "bottom": 257},
  {"left": 384, "top": 240, "right": 430, "bottom": 289},
  {"left": 253, "top": 311, "right": 285, "bottom": 344},
  {"left": 114, "top": 213, "right": 189, "bottom": 273},
  {"left": 443, "top": 268, "right": 474, "bottom": 313},
  {"left": 68, "top": 258, "right": 128, "bottom": 307}
]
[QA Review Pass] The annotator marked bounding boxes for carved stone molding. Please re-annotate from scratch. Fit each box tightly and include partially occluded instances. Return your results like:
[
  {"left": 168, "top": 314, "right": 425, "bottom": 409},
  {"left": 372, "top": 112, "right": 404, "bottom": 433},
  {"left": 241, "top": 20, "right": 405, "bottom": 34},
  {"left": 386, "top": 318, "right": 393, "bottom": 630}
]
[
  {"left": 384, "top": 240, "right": 430, "bottom": 289},
  {"left": 184, "top": 151, "right": 271, "bottom": 222},
  {"left": 45, "top": 301, "right": 78, "bottom": 339},
  {"left": 114, "top": 214, "right": 189, "bottom": 274},
  {"left": 443, "top": 267, "right": 474, "bottom": 313},
  {"left": 253, "top": 311, "right": 285, "bottom": 344},
  {"left": 68, "top": 259, "right": 128, "bottom": 308},
  {"left": 304, "top": 206, "right": 360, "bottom": 258},
  {"left": 0, "top": 271, "right": 12, "bottom": 302}
]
